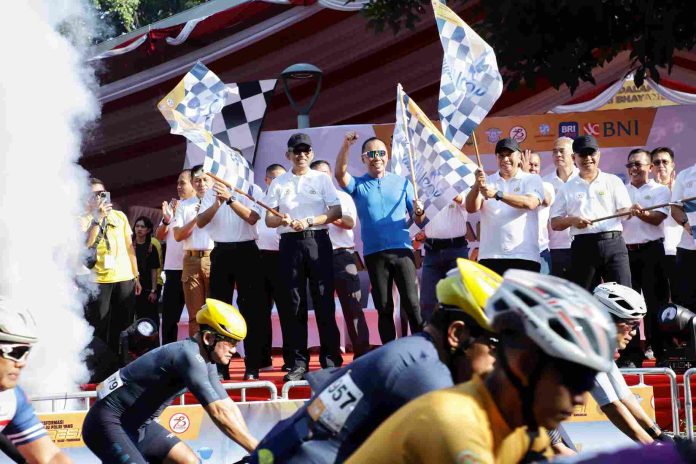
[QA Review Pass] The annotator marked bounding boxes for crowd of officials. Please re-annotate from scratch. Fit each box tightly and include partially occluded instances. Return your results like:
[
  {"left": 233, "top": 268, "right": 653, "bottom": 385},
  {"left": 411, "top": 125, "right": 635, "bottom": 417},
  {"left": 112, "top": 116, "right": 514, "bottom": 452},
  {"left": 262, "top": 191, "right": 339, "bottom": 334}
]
[{"left": 81, "top": 132, "right": 696, "bottom": 379}]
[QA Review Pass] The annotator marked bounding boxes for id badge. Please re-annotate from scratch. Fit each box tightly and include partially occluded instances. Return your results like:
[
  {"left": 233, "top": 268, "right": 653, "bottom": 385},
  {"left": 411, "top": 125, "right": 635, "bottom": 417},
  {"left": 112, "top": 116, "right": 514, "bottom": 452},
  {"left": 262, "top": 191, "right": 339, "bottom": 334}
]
[
  {"left": 103, "top": 254, "right": 115, "bottom": 269},
  {"left": 307, "top": 371, "right": 363, "bottom": 434}
]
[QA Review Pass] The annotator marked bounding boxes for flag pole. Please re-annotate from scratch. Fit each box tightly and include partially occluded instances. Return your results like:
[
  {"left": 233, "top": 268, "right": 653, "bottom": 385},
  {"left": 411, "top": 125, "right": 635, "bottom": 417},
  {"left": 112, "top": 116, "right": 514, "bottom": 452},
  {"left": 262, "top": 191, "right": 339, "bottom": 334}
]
[
  {"left": 471, "top": 131, "right": 483, "bottom": 169},
  {"left": 397, "top": 83, "right": 420, "bottom": 203},
  {"left": 206, "top": 172, "right": 283, "bottom": 217},
  {"left": 590, "top": 196, "right": 696, "bottom": 223}
]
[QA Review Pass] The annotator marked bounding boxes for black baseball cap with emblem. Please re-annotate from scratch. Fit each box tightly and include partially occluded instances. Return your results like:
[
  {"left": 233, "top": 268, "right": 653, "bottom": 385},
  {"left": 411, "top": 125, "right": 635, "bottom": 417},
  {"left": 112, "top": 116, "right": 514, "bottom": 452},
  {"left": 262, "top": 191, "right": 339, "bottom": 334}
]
[
  {"left": 288, "top": 133, "right": 312, "bottom": 150},
  {"left": 572, "top": 135, "right": 600, "bottom": 155},
  {"left": 494, "top": 137, "right": 521, "bottom": 154}
]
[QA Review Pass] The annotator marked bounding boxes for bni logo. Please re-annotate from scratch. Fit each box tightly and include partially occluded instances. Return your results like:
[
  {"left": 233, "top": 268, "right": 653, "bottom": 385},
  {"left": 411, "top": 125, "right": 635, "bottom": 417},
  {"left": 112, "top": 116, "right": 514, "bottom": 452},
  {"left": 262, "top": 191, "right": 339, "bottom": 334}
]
[{"left": 559, "top": 122, "right": 579, "bottom": 139}]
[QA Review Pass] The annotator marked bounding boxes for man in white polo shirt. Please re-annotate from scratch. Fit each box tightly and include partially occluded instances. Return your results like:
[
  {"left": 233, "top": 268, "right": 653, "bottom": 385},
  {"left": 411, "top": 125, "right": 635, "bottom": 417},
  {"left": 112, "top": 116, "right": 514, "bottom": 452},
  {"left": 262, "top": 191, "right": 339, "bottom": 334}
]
[
  {"left": 173, "top": 165, "right": 214, "bottom": 337},
  {"left": 543, "top": 137, "right": 579, "bottom": 278},
  {"left": 266, "top": 133, "right": 344, "bottom": 381},
  {"left": 196, "top": 163, "right": 264, "bottom": 380},
  {"left": 527, "top": 152, "right": 555, "bottom": 275},
  {"left": 155, "top": 169, "right": 195, "bottom": 345},
  {"left": 551, "top": 135, "right": 633, "bottom": 290},
  {"left": 465, "top": 137, "right": 544, "bottom": 275},
  {"left": 622, "top": 148, "right": 670, "bottom": 366},
  {"left": 311, "top": 159, "right": 370, "bottom": 358},
  {"left": 671, "top": 159, "right": 696, "bottom": 310}
]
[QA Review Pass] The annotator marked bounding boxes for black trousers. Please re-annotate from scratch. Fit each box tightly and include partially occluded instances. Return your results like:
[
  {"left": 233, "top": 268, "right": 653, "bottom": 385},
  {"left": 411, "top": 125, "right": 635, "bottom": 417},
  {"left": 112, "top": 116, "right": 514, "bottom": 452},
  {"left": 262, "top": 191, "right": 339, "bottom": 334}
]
[
  {"left": 161, "top": 270, "right": 185, "bottom": 345},
  {"left": 478, "top": 258, "right": 541, "bottom": 276},
  {"left": 334, "top": 249, "right": 370, "bottom": 357},
  {"left": 550, "top": 248, "right": 572, "bottom": 279},
  {"left": 364, "top": 248, "right": 423, "bottom": 344},
  {"left": 675, "top": 248, "right": 696, "bottom": 310},
  {"left": 664, "top": 254, "right": 677, "bottom": 303},
  {"left": 569, "top": 234, "right": 632, "bottom": 290},
  {"left": 86, "top": 279, "right": 136, "bottom": 357},
  {"left": 258, "top": 250, "right": 280, "bottom": 368},
  {"left": 627, "top": 241, "right": 669, "bottom": 360},
  {"left": 210, "top": 241, "right": 264, "bottom": 370},
  {"left": 278, "top": 230, "right": 342, "bottom": 369}
]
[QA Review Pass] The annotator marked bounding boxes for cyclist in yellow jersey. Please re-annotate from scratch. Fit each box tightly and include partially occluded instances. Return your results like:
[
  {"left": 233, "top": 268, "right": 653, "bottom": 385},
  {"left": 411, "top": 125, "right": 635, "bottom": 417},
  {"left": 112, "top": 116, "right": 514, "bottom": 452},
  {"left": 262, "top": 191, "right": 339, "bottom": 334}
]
[{"left": 347, "top": 271, "right": 616, "bottom": 464}]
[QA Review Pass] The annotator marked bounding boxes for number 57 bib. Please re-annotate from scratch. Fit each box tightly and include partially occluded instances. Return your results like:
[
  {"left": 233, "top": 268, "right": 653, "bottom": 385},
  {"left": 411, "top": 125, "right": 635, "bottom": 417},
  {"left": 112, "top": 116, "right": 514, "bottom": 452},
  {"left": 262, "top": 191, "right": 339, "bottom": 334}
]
[{"left": 307, "top": 371, "right": 364, "bottom": 434}]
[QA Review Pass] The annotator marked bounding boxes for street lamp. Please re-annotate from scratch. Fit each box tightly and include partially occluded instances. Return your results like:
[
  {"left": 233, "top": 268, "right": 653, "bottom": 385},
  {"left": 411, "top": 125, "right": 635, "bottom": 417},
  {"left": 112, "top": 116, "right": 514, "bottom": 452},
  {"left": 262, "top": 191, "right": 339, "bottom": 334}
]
[{"left": 281, "top": 63, "right": 323, "bottom": 129}]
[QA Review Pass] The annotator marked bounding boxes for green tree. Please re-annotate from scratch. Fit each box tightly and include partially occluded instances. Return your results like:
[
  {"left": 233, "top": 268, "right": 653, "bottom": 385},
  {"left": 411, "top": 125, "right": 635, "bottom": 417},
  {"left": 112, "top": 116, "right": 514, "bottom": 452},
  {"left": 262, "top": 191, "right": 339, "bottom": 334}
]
[
  {"left": 92, "top": 0, "right": 207, "bottom": 40},
  {"left": 362, "top": 0, "right": 696, "bottom": 92}
]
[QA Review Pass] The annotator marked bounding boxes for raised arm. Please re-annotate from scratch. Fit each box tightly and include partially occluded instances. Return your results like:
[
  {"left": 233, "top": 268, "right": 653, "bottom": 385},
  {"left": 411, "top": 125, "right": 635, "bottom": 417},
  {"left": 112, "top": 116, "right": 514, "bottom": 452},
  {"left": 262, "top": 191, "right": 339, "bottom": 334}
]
[{"left": 335, "top": 131, "right": 357, "bottom": 189}]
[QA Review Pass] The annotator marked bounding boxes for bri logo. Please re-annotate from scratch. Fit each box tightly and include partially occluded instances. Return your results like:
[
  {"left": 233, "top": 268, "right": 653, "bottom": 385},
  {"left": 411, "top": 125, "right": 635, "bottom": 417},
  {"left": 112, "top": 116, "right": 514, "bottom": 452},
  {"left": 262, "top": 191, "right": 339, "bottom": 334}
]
[{"left": 559, "top": 122, "right": 579, "bottom": 139}]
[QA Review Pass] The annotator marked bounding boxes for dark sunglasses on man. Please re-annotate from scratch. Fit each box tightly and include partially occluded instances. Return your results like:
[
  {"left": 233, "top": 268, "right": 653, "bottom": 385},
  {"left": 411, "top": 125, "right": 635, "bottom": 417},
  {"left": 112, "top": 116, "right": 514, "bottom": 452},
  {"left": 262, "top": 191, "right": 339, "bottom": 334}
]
[
  {"left": 0, "top": 343, "right": 32, "bottom": 363},
  {"left": 362, "top": 150, "right": 387, "bottom": 159}
]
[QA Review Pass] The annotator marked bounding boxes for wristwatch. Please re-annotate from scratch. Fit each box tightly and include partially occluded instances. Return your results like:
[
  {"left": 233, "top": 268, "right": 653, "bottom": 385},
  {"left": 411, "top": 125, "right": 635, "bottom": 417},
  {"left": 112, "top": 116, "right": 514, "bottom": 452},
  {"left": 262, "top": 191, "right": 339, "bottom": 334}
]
[
  {"left": 494, "top": 190, "right": 504, "bottom": 201},
  {"left": 226, "top": 196, "right": 237, "bottom": 206},
  {"left": 305, "top": 217, "right": 314, "bottom": 227}
]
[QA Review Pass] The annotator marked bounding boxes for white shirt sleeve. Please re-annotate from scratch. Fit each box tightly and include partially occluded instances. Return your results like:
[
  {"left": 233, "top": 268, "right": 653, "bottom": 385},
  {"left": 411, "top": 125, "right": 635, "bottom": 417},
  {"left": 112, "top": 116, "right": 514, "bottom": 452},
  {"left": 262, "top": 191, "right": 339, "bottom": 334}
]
[
  {"left": 544, "top": 182, "right": 555, "bottom": 207},
  {"left": 654, "top": 185, "right": 672, "bottom": 216},
  {"left": 321, "top": 175, "right": 341, "bottom": 208},
  {"left": 173, "top": 202, "right": 185, "bottom": 228},
  {"left": 265, "top": 178, "right": 280, "bottom": 209},
  {"left": 590, "top": 363, "right": 631, "bottom": 407},
  {"left": 613, "top": 177, "right": 633, "bottom": 210},
  {"left": 340, "top": 191, "right": 357, "bottom": 220},
  {"left": 200, "top": 188, "right": 216, "bottom": 211},
  {"left": 672, "top": 172, "right": 685, "bottom": 202},
  {"left": 523, "top": 174, "right": 545, "bottom": 204}
]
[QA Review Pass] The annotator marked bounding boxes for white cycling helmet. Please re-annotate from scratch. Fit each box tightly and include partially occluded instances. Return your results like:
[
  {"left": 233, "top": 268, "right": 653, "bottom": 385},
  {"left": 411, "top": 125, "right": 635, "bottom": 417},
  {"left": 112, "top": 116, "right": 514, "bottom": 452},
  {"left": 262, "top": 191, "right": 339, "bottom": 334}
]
[
  {"left": 486, "top": 270, "right": 615, "bottom": 373},
  {"left": 0, "top": 297, "right": 39, "bottom": 344},
  {"left": 593, "top": 282, "right": 647, "bottom": 320}
]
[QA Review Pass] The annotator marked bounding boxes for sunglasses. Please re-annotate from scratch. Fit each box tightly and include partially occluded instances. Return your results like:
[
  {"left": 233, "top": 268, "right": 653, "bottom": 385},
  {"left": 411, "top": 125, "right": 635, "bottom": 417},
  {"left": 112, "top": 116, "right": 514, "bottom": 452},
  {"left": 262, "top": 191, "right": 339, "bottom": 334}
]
[
  {"left": 625, "top": 162, "right": 649, "bottom": 169},
  {"left": 0, "top": 344, "right": 32, "bottom": 363},
  {"left": 652, "top": 159, "right": 671, "bottom": 166},
  {"left": 576, "top": 151, "right": 598, "bottom": 158},
  {"left": 292, "top": 146, "right": 312, "bottom": 155},
  {"left": 363, "top": 150, "right": 387, "bottom": 159}
]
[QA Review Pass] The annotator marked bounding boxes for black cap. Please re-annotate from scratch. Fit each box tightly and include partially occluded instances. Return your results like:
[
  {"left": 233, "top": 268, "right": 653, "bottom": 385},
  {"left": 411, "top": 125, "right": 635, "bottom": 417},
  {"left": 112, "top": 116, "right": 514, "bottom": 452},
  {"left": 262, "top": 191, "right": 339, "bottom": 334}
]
[
  {"left": 572, "top": 135, "right": 599, "bottom": 154},
  {"left": 287, "top": 133, "right": 312, "bottom": 149},
  {"left": 494, "top": 137, "right": 520, "bottom": 154}
]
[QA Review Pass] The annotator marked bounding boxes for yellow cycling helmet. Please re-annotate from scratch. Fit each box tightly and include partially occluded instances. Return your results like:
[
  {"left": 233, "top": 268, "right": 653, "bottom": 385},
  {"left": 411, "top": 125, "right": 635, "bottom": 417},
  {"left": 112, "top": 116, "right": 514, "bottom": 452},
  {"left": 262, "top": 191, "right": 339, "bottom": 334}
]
[
  {"left": 196, "top": 298, "right": 247, "bottom": 342},
  {"left": 435, "top": 258, "right": 502, "bottom": 332}
]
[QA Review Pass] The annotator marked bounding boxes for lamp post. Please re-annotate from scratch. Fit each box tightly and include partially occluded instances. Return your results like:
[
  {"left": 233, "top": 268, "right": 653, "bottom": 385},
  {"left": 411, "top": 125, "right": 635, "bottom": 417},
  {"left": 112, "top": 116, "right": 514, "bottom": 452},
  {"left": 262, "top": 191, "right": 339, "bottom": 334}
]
[{"left": 280, "top": 63, "right": 323, "bottom": 129}]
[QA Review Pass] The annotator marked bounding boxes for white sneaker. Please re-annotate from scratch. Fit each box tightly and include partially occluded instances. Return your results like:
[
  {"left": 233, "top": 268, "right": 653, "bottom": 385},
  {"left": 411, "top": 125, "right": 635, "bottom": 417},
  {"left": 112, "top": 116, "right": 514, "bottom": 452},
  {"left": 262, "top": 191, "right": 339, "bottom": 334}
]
[{"left": 645, "top": 347, "right": 655, "bottom": 360}]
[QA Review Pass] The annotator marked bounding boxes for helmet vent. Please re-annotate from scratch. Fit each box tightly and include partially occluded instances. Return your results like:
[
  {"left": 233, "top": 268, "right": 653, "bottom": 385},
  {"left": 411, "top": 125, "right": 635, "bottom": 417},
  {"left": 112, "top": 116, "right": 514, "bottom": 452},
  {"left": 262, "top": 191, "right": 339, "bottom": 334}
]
[
  {"left": 613, "top": 298, "right": 632, "bottom": 310},
  {"left": 549, "top": 319, "right": 572, "bottom": 343},
  {"left": 513, "top": 290, "right": 539, "bottom": 309},
  {"left": 576, "top": 318, "right": 600, "bottom": 352},
  {"left": 493, "top": 299, "right": 509, "bottom": 313}
]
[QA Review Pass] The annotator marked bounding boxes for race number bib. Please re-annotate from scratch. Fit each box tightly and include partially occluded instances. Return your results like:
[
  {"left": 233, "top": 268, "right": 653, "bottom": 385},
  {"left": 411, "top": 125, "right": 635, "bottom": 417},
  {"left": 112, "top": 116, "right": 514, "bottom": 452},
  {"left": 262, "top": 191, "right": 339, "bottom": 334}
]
[
  {"left": 307, "top": 371, "right": 363, "bottom": 434},
  {"left": 103, "top": 254, "right": 116, "bottom": 270},
  {"left": 96, "top": 370, "right": 124, "bottom": 400}
]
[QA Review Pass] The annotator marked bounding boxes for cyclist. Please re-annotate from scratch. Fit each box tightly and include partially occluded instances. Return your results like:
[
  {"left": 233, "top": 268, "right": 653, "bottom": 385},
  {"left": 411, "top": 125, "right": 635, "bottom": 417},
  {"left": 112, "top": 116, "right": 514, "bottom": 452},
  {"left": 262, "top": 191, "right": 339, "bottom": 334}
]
[
  {"left": 83, "top": 299, "right": 258, "bottom": 463},
  {"left": 0, "top": 298, "right": 72, "bottom": 463},
  {"left": 347, "top": 270, "right": 616, "bottom": 464},
  {"left": 591, "top": 282, "right": 671, "bottom": 443},
  {"left": 249, "top": 258, "right": 501, "bottom": 464}
]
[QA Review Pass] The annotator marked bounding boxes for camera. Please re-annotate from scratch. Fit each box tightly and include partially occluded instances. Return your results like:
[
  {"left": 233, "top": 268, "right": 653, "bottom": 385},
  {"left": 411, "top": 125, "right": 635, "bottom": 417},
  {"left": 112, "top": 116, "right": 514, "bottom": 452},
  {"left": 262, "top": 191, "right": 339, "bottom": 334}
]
[
  {"left": 659, "top": 303, "right": 696, "bottom": 373},
  {"left": 97, "top": 191, "right": 111, "bottom": 204}
]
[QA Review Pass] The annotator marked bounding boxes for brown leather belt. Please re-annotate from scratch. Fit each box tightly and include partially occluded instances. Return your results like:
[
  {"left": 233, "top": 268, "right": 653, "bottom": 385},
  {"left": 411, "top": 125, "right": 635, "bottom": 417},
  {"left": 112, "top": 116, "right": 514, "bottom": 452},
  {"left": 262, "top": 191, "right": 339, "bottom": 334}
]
[
  {"left": 185, "top": 250, "right": 211, "bottom": 257},
  {"left": 626, "top": 239, "right": 663, "bottom": 252}
]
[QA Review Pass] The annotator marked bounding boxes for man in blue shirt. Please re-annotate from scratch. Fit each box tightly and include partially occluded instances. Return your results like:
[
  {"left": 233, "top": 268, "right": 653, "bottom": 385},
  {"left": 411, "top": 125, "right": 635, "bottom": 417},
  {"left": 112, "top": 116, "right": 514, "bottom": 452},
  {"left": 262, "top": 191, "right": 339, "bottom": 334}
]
[{"left": 335, "top": 132, "right": 424, "bottom": 342}]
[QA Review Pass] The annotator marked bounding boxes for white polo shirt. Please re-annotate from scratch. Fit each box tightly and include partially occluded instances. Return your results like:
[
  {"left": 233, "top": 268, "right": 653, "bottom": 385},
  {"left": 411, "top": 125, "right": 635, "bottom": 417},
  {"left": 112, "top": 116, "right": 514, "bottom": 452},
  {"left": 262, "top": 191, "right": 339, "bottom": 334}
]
[
  {"left": 162, "top": 225, "right": 184, "bottom": 271},
  {"left": 550, "top": 171, "right": 632, "bottom": 236},
  {"left": 330, "top": 190, "right": 357, "bottom": 249},
  {"left": 538, "top": 182, "right": 555, "bottom": 252},
  {"left": 478, "top": 170, "right": 544, "bottom": 263},
  {"left": 199, "top": 188, "right": 260, "bottom": 243},
  {"left": 257, "top": 218, "right": 280, "bottom": 251},
  {"left": 424, "top": 199, "right": 469, "bottom": 241},
  {"left": 672, "top": 165, "right": 696, "bottom": 250},
  {"left": 544, "top": 167, "right": 578, "bottom": 250},
  {"left": 173, "top": 196, "right": 214, "bottom": 251},
  {"left": 266, "top": 169, "right": 341, "bottom": 235},
  {"left": 623, "top": 180, "right": 670, "bottom": 245},
  {"left": 664, "top": 215, "right": 684, "bottom": 256}
]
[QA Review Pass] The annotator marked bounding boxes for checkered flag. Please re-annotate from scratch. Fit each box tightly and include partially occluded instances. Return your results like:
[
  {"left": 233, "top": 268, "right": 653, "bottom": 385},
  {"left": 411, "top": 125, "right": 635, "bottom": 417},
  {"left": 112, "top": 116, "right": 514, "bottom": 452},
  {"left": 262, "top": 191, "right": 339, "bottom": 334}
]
[
  {"left": 391, "top": 85, "right": 477, "bottom": 235},
  {"left": 433, "top": 0, "right": 502, "bottom": 149},
  {"left": 203, "top": 139, "right": 254, "bottom": 194},
  {"left": 186, "top": 79, "right": 277, "bottom": 167}
]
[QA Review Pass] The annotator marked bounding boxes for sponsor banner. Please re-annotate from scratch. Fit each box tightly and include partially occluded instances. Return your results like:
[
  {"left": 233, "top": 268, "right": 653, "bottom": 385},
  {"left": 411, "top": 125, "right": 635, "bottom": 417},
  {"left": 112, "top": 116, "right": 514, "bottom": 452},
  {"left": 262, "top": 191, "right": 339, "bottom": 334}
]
[
  {"left": 38, "top": 400, "right": 304, "bottom": 463},
  {"left": 560, "top": 385, "right": 654, "bottom": 454},
  {"left": 598, "top": 80, "right": 679, "bottom": 111}
]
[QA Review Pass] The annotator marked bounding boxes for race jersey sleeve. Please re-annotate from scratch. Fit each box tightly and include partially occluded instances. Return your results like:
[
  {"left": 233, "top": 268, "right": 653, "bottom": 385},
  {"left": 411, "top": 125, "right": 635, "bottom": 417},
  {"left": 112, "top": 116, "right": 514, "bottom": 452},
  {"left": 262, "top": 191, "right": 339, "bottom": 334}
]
[
  {"left": 175, "top": 346, "right": 228, "bottom": 407},
  {"left": 388, "top": 360, "right": 453, "bottom": 405},
  {"left": 591, "top": 363, "right": 630, "bottom": 407},
  {"left": 4, "top": 387, "right": 47, "bottom": 446}
]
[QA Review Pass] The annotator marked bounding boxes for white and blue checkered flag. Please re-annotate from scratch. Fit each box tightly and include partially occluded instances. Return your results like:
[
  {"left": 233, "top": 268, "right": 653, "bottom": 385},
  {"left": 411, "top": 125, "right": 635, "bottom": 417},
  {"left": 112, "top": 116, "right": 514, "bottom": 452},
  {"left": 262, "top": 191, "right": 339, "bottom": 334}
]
[
  {"left": 158, "top": 62, "right": 255, "bottom": 194},
  {"left": 433, "top": 0, "right": 502, "bottom": 149},
  {"left": 391, "top": 84, "right": 477, "bottom": 235}
]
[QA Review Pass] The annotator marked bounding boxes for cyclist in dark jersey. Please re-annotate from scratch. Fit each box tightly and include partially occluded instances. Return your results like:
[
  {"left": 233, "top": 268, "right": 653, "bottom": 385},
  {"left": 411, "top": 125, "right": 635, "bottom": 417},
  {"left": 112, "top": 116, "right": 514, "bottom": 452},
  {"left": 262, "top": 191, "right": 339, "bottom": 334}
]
[
  {"left": 249, "top": 258, "right": 501, "bottom": 464},
  {"left": 83, "top": 299, "right": 258, "bottom": 463}
]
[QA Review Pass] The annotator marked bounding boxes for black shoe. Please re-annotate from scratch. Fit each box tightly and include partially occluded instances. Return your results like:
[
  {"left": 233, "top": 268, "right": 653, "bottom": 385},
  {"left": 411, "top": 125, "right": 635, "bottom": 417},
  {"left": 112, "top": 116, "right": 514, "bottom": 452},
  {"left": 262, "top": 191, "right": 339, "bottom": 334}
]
[
  {"left": 283, "top": 366, "right": 307, "bottom": 382},
  {"left": 244, "top": 370, "right": 259, "bottom": 381},
  {"left": 281, "top": 364, "right": 292, "bottom": 372}
]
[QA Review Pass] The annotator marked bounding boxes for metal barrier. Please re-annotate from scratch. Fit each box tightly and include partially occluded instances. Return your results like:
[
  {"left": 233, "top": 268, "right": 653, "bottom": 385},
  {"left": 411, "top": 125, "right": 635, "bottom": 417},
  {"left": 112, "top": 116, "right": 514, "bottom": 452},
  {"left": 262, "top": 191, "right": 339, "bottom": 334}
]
[
  {"left": 31, "top": 381, "right": 278, "bottom": 412},
  {"left": 620, "top": 367, "right": 680, "bottom": 434},
  {"left": 281, "top": 380, "right": 311, "bottom": 400},
  {"left": 683, "top": 368, "right": 696, "bottom": 439}
]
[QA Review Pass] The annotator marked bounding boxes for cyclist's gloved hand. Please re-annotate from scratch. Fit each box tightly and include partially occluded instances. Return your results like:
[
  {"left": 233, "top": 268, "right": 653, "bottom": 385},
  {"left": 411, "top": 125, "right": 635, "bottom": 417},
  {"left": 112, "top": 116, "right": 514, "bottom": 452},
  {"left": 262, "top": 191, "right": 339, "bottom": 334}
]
[{"left": 655, "top": 432, "right": 675, "bottom": 444}]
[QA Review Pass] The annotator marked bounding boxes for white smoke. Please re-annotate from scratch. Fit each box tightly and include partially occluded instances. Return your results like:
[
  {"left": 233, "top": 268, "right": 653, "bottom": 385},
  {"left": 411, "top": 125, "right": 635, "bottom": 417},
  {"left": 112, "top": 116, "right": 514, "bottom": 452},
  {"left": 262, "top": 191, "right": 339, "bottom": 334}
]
[{"left": 0, "top": 0, "right": 100, "bottom": 402}]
